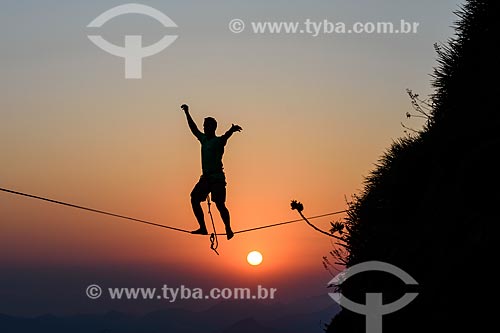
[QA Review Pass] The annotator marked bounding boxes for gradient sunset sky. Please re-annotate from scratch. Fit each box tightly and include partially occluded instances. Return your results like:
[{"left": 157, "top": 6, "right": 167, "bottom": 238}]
[{"left": 1, "top": 0, "right": 463, "bottom": 315}]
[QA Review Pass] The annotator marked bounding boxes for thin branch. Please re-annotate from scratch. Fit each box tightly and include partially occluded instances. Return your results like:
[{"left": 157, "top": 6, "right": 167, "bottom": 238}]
[{"left": 291, "top": 200, "right": 345, "bottom": 241}]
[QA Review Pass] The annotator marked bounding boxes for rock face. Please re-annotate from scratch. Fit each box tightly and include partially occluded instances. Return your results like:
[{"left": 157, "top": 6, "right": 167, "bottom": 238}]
[{"left": 325, "top": 1, "right": 500, "bottom": 332}]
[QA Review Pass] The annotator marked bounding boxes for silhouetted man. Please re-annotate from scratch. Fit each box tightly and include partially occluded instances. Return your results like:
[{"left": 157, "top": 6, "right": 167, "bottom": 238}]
[{"left": 181, "top": 104, "right": 242, "bottom": 240}]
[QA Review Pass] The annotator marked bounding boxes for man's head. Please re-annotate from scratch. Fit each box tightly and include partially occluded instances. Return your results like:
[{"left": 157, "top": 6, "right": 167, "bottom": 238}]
[{"left": 203, "top": 117, "right": 217, "bottom": 136}]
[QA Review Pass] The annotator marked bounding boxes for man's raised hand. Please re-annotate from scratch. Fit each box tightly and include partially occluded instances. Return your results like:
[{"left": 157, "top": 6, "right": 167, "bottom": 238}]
[
  {"left": 231, "top": 124, "right": 242, "bottom": 133},
  {"left": 181, "top": 104, "right": 189, "bottom": 112}
]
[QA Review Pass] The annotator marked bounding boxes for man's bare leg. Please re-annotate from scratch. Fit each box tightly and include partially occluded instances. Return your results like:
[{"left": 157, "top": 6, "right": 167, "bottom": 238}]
[
  {"left": 215, "top": 201, "right": 234, "bottom": 240},
  {"left": 191, "top": 198, "right": 208, "bottom": 235}
]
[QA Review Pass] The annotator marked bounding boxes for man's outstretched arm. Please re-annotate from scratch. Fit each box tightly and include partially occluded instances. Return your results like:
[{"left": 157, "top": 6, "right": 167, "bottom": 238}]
[
  {"left": 181, "top": 104, "right": 202, "bottom": 138},
  {"left": 221, "top": 124, "right": 243, "bottom": 143}
]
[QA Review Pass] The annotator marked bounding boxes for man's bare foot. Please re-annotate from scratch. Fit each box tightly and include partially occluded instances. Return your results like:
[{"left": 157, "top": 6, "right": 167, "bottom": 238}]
[
  {"left": 226, "top": 228, "right": 234, "bottom": 240},
  {"left": 191, "top": 228, "right": 208, "bottom": 235}
]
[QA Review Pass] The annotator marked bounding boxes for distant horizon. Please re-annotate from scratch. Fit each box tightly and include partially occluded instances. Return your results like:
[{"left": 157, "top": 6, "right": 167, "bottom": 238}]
[
  {"left": 1, "top": 291, "right": 337, "bottom": 317},
  {"left": 0, "top": 294, "right": 340, "bottom": 333}
]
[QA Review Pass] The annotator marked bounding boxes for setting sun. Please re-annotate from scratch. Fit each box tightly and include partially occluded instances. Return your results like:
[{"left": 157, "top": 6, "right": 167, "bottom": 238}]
[{"left": 247, "top": 251, "right": 263, "bottom": 266}]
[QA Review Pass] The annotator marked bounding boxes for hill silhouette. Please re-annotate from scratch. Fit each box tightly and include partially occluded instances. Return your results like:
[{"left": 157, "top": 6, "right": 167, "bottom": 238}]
[
  {"left": 0, "top": 297, "right": 339, "bottom": 333},
  {"left": 219, "top": 318, "right": 278, "bottom": 333},
  {"left": 325, "top": 0, "right": 499, "bottom": 332}
]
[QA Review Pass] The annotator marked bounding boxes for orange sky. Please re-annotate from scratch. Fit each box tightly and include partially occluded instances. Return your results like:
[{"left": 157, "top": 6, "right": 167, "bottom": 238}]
[{"left": 0, "top": 0, "right": 463, "bottom": 315}]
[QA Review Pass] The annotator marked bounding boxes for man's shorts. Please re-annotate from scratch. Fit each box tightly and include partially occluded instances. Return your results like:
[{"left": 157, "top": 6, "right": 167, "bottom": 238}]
[{"left": 190, "top": 176, "right": 227, "bottom": 203}]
